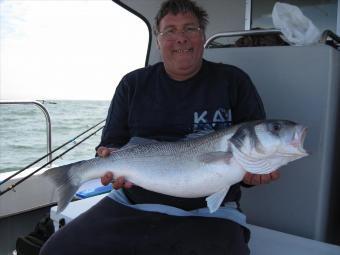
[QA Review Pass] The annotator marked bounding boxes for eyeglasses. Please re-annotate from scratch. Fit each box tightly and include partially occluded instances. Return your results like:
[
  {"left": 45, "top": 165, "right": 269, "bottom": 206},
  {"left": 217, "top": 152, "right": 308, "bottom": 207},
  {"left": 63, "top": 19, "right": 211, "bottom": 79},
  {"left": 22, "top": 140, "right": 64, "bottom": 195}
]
[{"left": 158, "top": 26, "right": 201, "bottom": 41}]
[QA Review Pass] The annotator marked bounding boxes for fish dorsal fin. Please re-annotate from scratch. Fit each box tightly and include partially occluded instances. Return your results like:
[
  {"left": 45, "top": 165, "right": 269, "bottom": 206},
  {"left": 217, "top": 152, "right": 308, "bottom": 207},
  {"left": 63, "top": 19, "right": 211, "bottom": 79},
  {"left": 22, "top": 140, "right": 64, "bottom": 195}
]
[
  {"left": 120, "top": 137, "right": 160, "bottom": 150},
  {"left": 198, "top": 151, "right": 233, "bottom": 164},
  {"left": 184, "top": 128, "right": 215, "bottom": 140},
  {"left": 206, "top": 186, "right": 230, "bottom": 213}
]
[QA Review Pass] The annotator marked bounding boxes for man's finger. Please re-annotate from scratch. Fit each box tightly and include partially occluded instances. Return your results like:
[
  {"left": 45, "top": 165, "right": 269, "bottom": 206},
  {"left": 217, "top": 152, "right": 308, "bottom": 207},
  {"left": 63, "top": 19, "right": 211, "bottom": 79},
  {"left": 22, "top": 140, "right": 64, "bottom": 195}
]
[
  {"left": 260, "top": 174, "right": 271, "bottom": 184},
  {"left": 97, "top": 146, "right": 111, "bottom": 157},
  {"left": 270, "top": 171, "right": 280, "bottom": 181},
  {"left": 243, "top": 172, "right": 253, "bottom": 185},
  {"left": 101, "top": 172, "right": 113, "bottom": 185},
  {"left": 124, "top": 181, "right": 134, "bottom": 189},
  {"left": 113, "top": 176, "right": 125, "bottom": 189},
  {"left": 251, "top": 175, "right": 261, "bottom": 185}
]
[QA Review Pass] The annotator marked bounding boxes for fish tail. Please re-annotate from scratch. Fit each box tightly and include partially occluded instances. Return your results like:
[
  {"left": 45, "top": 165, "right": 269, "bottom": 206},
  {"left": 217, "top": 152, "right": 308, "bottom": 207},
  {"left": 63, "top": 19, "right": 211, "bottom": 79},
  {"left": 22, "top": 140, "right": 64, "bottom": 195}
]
[{"left": 43, "top": 161, "right": 85, "bottom": 213}]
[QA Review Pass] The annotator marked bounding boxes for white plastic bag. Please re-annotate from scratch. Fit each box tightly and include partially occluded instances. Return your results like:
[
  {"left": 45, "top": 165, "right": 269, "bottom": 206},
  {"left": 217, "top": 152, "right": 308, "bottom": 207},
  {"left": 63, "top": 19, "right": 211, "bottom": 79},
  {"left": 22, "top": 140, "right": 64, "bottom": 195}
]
[{"left": 272, "top": 2, "right": 321, "bottom": 45}]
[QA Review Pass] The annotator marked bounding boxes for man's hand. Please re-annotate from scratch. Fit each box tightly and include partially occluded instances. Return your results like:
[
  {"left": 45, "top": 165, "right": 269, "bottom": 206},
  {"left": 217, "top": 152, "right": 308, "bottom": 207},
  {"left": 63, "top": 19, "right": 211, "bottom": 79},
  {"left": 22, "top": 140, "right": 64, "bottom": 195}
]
[
  {"left": 97, "top": 146, "right": 133, "bottom": 189},
  {"left": 242, "top": 170, "right": 280, "bottom": 185}
]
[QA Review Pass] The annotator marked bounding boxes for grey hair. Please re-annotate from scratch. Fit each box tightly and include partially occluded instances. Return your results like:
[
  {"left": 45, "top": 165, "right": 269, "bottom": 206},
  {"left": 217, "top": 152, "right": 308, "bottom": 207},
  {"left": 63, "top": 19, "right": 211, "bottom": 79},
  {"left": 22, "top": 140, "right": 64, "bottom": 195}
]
[{"left": 154, "top": 0, "right": 209, "bottom": 35}]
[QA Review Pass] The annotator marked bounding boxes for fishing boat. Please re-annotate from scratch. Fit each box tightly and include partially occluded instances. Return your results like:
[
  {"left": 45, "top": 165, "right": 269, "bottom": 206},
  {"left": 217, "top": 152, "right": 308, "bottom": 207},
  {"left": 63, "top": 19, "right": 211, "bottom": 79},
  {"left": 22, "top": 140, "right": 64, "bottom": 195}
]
[{"left": 1, "top": 0, "right": 340, "bottom": 254}]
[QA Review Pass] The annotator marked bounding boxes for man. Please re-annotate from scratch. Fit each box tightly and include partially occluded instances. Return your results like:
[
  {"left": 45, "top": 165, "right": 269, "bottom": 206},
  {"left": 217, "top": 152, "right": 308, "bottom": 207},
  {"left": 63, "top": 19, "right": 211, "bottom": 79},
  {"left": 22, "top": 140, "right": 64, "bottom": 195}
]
[{"left": 41, "top": 0, "right": 279, "bottom": 254}]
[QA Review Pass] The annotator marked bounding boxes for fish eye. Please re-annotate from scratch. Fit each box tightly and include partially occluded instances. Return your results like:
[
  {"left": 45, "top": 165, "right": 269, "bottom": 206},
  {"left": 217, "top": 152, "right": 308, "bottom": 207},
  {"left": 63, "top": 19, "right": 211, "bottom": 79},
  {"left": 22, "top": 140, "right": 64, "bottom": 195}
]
[{"left": 272, "top": 123, "right": 281, "bottom": 131}]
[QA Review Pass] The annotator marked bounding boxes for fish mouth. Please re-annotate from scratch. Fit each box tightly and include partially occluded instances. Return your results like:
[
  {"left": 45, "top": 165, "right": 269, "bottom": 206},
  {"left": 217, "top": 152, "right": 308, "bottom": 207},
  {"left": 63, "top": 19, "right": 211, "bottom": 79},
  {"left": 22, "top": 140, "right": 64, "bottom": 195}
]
[
  {"left": 293, "top": 125, "right": 308, "bottom": 156},
  {"left": 278, "top": 125, "right": 308, "bottom": 158}
]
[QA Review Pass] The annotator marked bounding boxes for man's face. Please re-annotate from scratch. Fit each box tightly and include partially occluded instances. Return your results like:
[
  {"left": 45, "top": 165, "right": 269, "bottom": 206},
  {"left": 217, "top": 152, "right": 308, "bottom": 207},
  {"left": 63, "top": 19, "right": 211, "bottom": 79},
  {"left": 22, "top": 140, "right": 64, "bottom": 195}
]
[{"left": 157, "top": 12, "right": 205, "bottom": 80}]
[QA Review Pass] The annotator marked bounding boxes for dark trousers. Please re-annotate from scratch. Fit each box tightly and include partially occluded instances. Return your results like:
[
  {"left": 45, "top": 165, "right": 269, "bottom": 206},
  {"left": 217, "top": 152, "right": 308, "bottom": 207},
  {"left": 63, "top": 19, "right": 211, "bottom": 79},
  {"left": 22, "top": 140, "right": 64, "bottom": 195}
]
[{"left": 40, "top": 197, "right": 250, "bottom": 255}]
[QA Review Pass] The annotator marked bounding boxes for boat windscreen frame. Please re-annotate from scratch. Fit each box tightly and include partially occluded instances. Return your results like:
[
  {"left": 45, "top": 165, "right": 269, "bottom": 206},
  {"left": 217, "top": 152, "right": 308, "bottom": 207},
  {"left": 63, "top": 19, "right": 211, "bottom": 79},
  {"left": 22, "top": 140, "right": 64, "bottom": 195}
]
[{"left": 112, "top": 0, "right": 152, "bottom": 67}]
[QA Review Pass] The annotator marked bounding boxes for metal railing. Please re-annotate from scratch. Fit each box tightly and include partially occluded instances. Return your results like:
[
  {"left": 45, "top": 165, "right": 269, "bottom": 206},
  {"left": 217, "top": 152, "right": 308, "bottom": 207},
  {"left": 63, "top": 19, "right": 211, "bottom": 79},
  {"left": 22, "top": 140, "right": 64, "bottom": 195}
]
[
  {"left": 320, "top": 30, "right": 340, "bottom": 44},
  {"left": 205, "top": 29, "right": 340, "bottom": 49},
  {"left": 204, "top": 29, "right": 282, "bottom": 48},
  {"left": 0, "top": 100, "right": 52, "bottom": 162},
  {"left": 0, "top": 120, "right": 105, "bottom": 196},
  {"left": 0, "top": 100, "right": 106, "bottom": 194}
]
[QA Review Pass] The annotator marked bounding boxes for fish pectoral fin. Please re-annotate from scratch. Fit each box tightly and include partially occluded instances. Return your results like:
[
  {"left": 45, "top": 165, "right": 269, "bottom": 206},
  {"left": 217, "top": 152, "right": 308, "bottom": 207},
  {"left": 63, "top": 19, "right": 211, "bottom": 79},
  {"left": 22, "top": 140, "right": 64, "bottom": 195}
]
[
  {"left": 206, "top": 186, "right": 230, "bottom": 213},
  {"left": 198, "top": 151, "right": 232, "bottom": 164}
]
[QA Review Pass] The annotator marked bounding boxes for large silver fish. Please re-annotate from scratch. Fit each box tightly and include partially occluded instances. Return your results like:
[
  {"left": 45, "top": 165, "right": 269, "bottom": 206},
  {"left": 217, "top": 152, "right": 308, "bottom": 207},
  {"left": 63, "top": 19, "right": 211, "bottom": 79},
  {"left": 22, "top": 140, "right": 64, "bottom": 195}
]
[{"left": 44, "top": 120, "right": 308, "bottom": 213}]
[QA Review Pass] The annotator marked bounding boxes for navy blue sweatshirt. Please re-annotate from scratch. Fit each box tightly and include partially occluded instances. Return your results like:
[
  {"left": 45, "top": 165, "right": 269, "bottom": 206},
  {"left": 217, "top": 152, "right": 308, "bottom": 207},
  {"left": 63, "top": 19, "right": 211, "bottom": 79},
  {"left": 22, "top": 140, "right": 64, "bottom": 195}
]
[{"left": 97, "top": 59, "right": 265, "bottom": 210}]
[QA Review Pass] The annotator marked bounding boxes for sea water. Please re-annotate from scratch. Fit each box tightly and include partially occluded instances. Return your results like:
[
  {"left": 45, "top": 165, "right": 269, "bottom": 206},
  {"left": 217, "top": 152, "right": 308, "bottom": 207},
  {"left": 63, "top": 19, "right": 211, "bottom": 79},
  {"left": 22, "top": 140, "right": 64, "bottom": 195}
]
[{"left": 0, "top": 100, "right": 110, "bottom": 173}]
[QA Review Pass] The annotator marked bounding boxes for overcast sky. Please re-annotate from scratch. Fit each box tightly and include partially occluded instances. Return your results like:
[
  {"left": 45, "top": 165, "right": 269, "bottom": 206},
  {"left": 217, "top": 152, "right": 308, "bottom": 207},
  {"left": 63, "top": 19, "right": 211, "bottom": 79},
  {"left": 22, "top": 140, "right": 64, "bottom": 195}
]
[{"left": 0, "top": 0, "right": 148, "bottom": 100}]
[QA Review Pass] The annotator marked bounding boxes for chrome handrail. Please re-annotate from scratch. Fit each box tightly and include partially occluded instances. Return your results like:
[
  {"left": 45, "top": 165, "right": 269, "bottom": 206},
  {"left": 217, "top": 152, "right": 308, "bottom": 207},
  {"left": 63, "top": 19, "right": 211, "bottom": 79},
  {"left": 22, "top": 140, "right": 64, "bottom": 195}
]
[
  {"left": 205, "top": 29, "right": 340, "bottom": 49},
  {"left": 320, "top": 30, "right": 340, "bottom": 44},
  {"left": 204, "top": 29, "right": 282, "bottom": 48},
  {"left": 0, "top": 100, "right": 52, "bottom": 163}
]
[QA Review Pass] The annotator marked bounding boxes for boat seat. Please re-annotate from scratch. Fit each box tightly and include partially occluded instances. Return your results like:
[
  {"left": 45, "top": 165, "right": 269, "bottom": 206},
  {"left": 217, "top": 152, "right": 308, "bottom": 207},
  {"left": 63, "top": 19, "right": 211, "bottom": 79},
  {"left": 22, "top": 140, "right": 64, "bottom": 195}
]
[
  {"left": 50, "top": 195, "right": 340, "bottom": 255},
  {"left": 247, "top": 225, "right": 340, "bottom": 255}
]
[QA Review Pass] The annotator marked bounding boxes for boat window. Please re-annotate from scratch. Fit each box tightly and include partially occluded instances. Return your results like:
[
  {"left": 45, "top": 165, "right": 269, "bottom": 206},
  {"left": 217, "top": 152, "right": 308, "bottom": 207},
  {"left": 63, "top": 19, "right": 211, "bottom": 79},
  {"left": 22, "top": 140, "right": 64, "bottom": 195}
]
[
  {"left": 0, "top": 0, "right": 148, "bottom": 100},
  {"left": 252, "top": 0, "right": 338, "bottom": 33},
  {"left": 0, "top": 0, "right": 148, "bottom": 172}
]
